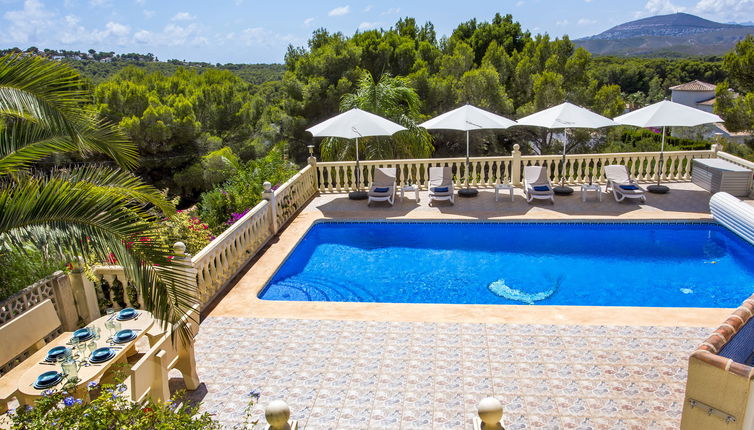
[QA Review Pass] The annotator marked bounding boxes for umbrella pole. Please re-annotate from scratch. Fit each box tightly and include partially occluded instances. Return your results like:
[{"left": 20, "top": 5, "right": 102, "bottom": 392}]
[
  {"left": 658, "top": 126, "right": 665, "bottom": 186},
  {"left": 355, "top": 137, "right": 360, "bottom": 191},
  {"left": 458, "top": 129, "right": 479, "bottom": 197},
  {"left": 647, "top": 126, "right": 670, "bottom": 194},
  {"left": 553, "top": 129, "right": 574, "bottom": 195},
  {"left": 349, "top": 137, "right": 368, "bottom": 200},
  {"left": 465, "top": 130, "right": 470, "bottom": 189},
  {"left": 561, "top": 130, "right": 567, "bottom": 187}
]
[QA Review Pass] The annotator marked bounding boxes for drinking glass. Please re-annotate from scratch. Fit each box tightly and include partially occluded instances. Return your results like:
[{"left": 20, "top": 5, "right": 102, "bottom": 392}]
[
  {"left": 92, "top": 326, "right": 101, "bottom": 341},
  {"left": 70, "top": 337, "right": 80, "bottom": 358},
  {"left": 104, "top": 320, "right": 115, "bottom": 337},
  {"left": 87, "top": 341, "right": 98, "bottom": 356},
  {"left": 106, "top": 308, "right": 115, "bottom": 317},
  {"left": 61, "top": 358, "right": 78, "bottom": 380},
  {"left": 112, "top": 321, "right": 122, "bottom": 334}
]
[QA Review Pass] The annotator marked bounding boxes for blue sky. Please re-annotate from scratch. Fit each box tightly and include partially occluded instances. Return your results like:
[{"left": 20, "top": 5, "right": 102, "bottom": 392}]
[{"left": 1, "top": 0, "right": 753, "bottom": 63}]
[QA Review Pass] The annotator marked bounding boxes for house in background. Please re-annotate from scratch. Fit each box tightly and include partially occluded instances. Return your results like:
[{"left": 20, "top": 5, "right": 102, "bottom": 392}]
[{"left": 670, "top": 80, "right": 752, "bottom": 144}]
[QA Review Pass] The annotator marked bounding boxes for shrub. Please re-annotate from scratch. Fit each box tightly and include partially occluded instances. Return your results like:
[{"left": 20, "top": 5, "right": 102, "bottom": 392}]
[
  {"left": 199, "top": 145, "right": 298, "bottom": 232},
  {"left": 1, "top": 380, "right": 221, "bottom": 430},
  {"left": 0, "top": 246, "right": 65, "bottom": 301},
  {"left": 160, "top": 210, "right": 214, "bottom": 255}
]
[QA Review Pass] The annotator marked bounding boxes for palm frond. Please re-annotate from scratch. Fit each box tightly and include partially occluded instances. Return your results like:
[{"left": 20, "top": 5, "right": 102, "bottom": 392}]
[
  {"left": 0, "top": 168, "right": 194, "bottom": 340},
  {"left": 0, "top": 54, "right": 137, "bottom": 170}
]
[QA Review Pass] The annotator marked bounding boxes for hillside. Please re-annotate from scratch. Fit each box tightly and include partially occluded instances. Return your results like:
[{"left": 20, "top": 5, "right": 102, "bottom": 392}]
[
  {"left": 0, "top": 48, "right": 284, "bottom": 84},
  {"left": 575, "top": 12, "right": 754, "bottom": 56}
]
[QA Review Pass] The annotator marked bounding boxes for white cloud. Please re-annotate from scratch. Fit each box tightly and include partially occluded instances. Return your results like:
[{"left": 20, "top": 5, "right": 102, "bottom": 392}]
[
  {"left": 303, "top": 17, "right": 314, "bottom": 26},
  {"left": 381, "top": 7, "right": 400, "bottom": 15},
  {"left": 2, "top": 0, "right": 55, "bottom": 43},
  {"left": 134, "top": 0, "right": 145, "bottom": 4},
  {"left": 171, "top": 12, "right": 195, "bottom": 21},
  {"left": 693, "top": 0, "right": 754, "bottom": 22},
  {"left": 556, "top": 19, "right": 569, "bottom": 26},
  {"left": 363, "top": 5, "right": 373, "bottom": 12},
  {"left": 89, "top": 0, "right": 110, "bottom": 7},
  {"left": 643, "top": 0, "right": 686, "bottom": 14},
  {"left": 636, "top": 0, "right": 754, "bottom": 22},
  {"left": 358, "top": 21, "right": 380, "bottom": 30},
  {"left": 578, "top": 18, "right": 598, "bottom": 25},
  {"left": 328, "top": 5, "right": 350, "bottom": 16},
  {"left": 515, "top": 1, "right": 525, "bottom": 5},
  {"left": 133, "top": 29, "right": 151, "bottom": 44},
  {"left": 143, "top": 9, "right": 154, "bottom": 18}
]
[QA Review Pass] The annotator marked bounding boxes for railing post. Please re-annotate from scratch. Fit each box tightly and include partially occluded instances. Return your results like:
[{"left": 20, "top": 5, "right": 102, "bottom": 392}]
[
  {"left": 173, "top": 242, "right": 199, "bottom": 305},
  {"left": 711, "top": 142, "right": 723, "bottom": 156},
  {"left": 473, "top": 397, "right": 505, "bottom": 430},
  {"left": 68, "top": 257, "right": 101, "bottom": 324},
  {"left": 307, "top": 144, "right": 317, "bottom": 167},
  {"left": 265, "top": 400, "right": 298, "bottom": 430},
  {"left": 51, "top": 274, "right": 79, "bottom": 330},
  {"left": 511, "top": 144, "right": 522, "bottom": 186},
  {"left": 263, "top": 181, "right": 278, "bottom": 234}
]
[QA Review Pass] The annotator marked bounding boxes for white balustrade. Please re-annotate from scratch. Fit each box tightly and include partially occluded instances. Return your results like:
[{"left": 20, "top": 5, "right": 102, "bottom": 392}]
[
  {"left": 316, "top": 149, "right": 717, "bottom": 191},
  {"left": 192, "top": 199, "right": 275, "bottom": 308},
  {"left": 93, "top": 265, "right": 144, "bottom": 311},
  {"left": 274, "top": 164, "right": 318, "bottom": 229}
]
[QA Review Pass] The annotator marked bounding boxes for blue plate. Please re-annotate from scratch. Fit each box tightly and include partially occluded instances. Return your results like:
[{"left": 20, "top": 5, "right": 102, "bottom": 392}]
[
  {"left": 116, "top": 307, "right": 137, "bottom": 321},
  {"left": 46, "top": 346, "right": 68, "bottom": 362},
  {"left": 72, "top": 327, "right": 93, "bottom": 342},
  {"left": 89, "top": 347, "right": 115, "bottom": 363},
  {"left": 34, "top": 371, "right": 63, "bottom": 389},
  {"left": 113, "top": 329, "right": 136, "bottom": 344}
]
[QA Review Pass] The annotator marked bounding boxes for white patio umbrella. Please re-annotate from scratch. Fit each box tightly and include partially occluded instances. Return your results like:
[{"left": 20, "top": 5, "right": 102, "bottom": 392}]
[
  {"left": 516, "top": 102, "right": 617, "bottom": 193},
  {"left": 420, "top": 104, "right": 516, "bottom": 196},
  {"left": 614, "top": 100, "right": 723, "bottom": 192},
  {"left": 306, "top": 108, "right": 406, "bottom": 199}
]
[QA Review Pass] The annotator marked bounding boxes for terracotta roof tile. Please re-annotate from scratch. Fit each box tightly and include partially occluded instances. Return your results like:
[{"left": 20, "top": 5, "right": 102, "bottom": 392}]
[{"left": 669, "top": 80, "right": 717, "bottom": 91}]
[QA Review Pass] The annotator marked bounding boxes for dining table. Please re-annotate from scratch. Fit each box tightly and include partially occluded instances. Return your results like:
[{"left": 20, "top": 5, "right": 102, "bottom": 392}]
[{"left": 15, "top": 309, "right": 154, "bottom": 404}]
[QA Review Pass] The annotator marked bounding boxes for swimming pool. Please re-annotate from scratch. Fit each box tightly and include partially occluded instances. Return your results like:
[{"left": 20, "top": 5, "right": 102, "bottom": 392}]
[{"left": 258, "top": 221, "right": 754, "bottom": 308}]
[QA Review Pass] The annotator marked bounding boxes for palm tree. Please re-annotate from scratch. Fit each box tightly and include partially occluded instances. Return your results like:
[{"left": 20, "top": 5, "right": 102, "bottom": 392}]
[
  {"left": 320, "top": 72, "right": 433, "bottom": 161},
  {"left": 0, "top": 53, "right": 195, "bottom": 337}
]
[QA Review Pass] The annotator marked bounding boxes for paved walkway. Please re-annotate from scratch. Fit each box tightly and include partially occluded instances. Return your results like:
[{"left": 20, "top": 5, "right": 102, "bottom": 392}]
[{"left": 187, "top": 317, "right": 709, "bottom": 430}]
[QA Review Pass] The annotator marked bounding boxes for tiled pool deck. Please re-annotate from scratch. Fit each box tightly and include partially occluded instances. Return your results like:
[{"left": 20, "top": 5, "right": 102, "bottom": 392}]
[
  {"left": 191, "top": 317, "right": 710, "bottom": 429},
  {"left": 188, "top": 182, "right": 752, "bottom": 429}
]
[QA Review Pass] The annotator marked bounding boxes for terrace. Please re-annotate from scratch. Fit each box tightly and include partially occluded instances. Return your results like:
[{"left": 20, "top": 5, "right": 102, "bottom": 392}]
[{"left": 2, "top": 145, "right": 754, "bottom": 429}]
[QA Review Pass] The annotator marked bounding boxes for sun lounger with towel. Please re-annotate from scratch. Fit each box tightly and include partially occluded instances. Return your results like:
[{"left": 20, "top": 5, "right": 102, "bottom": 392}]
[
  {"left": 524, "top": 165, "right": 555, "bottom": 204},
  {"left": 604, "top": 165, "right": 646, "bottom": 203},
  {"left": 428, "top": 166, "right": 455, "bottom": 205},
  {"left": 367, "top": 167, "right": 397, "bottom": 206}
]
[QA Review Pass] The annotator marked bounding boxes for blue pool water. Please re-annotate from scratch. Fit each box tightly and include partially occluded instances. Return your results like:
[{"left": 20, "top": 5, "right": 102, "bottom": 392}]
[{"left": 259, "top": 221, "right": 754, "bottom": 308}]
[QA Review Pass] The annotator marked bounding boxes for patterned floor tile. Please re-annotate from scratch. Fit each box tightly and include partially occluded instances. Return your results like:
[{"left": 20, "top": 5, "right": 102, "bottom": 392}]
[{"left": 180, "top": 316, "right": 710, "bottom": 428}]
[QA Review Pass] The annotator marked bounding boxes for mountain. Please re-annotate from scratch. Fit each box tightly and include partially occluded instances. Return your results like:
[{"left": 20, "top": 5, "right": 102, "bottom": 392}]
[{"left": 575, "top": 13, "right": 754, "bottom": 57}]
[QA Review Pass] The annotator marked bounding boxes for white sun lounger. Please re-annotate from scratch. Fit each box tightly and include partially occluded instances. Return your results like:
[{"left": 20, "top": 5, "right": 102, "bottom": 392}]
[
  {"left": 367, "top": 167, "right": 397, "bottom": 206},
  {"left": 428, "top": 166, "right": 455, "bottom": 205},
  {"left": 524, "top": 165, "right": 555, "bottom": 204},
  {"left": 604, "top": 165, "right": 646, "bottom": 203}
]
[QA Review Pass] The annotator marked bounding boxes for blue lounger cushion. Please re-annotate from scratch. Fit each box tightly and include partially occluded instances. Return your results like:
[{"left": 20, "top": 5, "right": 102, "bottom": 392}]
[
  {"left": 373, "top": 187, "right": 390, "bottom": 193},
  {"left": 533, "top": 185, "right": 550, "bottom": 192},
  {"left": 433, "top": 187, "right": 449, "bottom": 193},
  {"left": 619, "top": 184, "right": 639, "bottom": 190}
]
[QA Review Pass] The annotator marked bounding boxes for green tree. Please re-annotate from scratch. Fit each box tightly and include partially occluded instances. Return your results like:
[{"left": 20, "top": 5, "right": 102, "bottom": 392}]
[
  {"left": 320, "top": 72, "right": 433, "bottom": 161},
  {"left": 0, "top": 54, "right": 194, "bottom": 336},
  {"left": 715, "top": 35, "right": 754, "bottom": 133}
]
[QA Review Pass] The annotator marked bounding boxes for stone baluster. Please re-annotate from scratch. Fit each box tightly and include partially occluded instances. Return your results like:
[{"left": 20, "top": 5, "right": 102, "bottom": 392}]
[
  {"left": 263, "top": 181, "right": 277, "bottom": 234},
  {"left": 265, "top": 400, "right": 298, "bottom": 430},
  {"left": 473, "top": 397, "right": 505, "bottom": 430},
  {"left": 173, "top": 241, "right": 198, "bottom": 304}
]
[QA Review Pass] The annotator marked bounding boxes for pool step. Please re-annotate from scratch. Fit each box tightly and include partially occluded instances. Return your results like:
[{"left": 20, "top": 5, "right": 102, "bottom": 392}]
[{"left": 265, "top": 273, "right": 377, "bottom": 302}]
